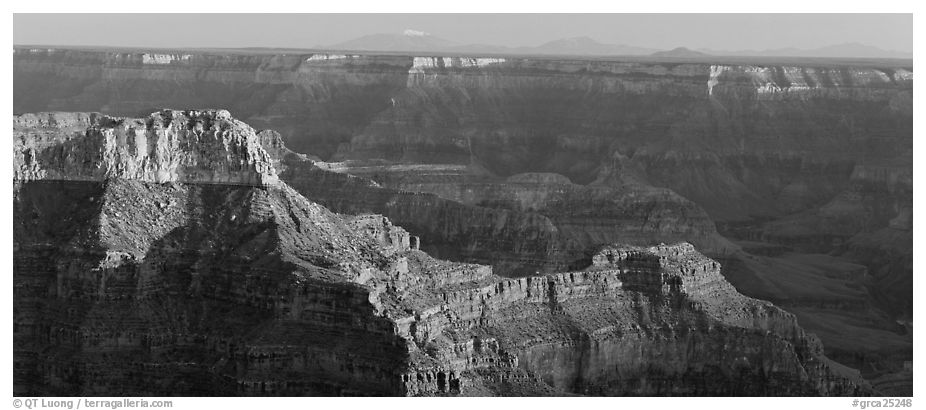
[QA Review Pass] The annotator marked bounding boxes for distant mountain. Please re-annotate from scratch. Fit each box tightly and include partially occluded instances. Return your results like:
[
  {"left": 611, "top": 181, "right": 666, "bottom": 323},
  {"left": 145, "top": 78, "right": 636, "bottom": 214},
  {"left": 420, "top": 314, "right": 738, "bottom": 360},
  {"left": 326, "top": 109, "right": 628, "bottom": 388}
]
[
  {"left": 531, "top": 36, "right": 657, "bottom": 56},
  {"left": 325, "top": 32, "right": 910, "bottom": 60},
  {"left": 329, "top": 29, "right": 458, "bottom": 52},
  {"left": 699, "top": 42, "right": 911, "bottom": 59},
  {"left": 650, "top": 47, "right": 710, "bottom": 58},
  {"left": 327, "top": 32, "right": 656, "bottom": 56}
]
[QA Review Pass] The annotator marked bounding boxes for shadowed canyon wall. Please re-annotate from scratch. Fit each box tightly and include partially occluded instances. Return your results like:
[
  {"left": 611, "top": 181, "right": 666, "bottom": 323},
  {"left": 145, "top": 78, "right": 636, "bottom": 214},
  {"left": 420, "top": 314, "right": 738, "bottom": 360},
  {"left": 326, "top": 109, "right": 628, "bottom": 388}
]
[{"left": 13, "top": 111, "right": 869, "bottom": 396}]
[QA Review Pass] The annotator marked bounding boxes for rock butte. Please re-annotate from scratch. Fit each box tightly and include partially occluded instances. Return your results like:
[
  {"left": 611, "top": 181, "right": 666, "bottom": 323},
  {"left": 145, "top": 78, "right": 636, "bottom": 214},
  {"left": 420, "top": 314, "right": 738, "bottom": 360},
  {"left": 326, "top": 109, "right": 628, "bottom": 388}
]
[
  {"left": 14, "top": 110, "right": 279, "bottom": 186},
  {"left": 14, "top": 110, "right": 867, "bottom": 396}
]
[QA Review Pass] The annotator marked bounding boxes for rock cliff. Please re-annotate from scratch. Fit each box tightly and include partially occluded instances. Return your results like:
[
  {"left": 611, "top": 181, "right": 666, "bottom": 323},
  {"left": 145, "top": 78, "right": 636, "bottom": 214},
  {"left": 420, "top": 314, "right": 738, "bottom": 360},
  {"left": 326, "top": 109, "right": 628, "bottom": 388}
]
[
  {"left": 14, "top": 110, "right": 279, "bottom": 186},
  {"left": 13, "top": 110, "right": 867, "bottom": 396}
]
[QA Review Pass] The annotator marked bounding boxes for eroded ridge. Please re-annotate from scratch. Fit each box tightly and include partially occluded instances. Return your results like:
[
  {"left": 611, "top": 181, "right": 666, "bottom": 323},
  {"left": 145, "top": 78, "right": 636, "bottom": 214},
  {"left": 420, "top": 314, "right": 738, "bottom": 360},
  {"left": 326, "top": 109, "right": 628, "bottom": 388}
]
[
  {"left": 13, "top": 110, "right": 867, "bottom": 397},
  {"left": 384, "top": 242, "right": 867, "bottom": 395}
]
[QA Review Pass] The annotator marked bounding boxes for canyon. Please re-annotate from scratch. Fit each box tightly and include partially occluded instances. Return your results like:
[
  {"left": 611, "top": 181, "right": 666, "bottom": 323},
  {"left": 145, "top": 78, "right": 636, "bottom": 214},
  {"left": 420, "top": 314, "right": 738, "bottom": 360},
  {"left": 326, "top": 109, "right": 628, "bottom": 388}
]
[
  {"left": 14, "top": 110, "right": 868, "bottom": 396},
  {"left": 12, "top": 47, "right": 913, "bottom": 395}
]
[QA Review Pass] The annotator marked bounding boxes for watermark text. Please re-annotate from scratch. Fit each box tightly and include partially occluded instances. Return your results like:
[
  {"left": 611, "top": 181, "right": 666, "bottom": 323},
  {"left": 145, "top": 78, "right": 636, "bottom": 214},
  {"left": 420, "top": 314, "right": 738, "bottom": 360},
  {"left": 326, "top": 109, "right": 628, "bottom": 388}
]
[
  {"left": 13, "top": 399, "right": 173, "bottom": 409},
  {"left": 852, "top": 399, "right": 913, "bottom": 409}
]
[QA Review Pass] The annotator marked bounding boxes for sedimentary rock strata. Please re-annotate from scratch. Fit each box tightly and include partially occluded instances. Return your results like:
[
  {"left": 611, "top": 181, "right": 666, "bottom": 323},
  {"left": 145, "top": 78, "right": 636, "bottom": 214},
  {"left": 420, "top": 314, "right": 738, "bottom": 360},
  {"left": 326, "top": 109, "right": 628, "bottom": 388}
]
[
  {"left": 13, "top": 111, "right": 868, "bottom": 396},
  {"left": 14, "top": 110, "right": 279, "bottom": 186}
]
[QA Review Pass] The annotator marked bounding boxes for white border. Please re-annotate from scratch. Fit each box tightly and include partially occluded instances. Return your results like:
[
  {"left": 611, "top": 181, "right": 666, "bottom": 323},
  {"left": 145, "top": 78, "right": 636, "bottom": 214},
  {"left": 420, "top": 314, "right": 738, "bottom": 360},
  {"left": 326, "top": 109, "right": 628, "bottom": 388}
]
[{"left": 3, "top": 3, "right": 921, "bottom": 409}]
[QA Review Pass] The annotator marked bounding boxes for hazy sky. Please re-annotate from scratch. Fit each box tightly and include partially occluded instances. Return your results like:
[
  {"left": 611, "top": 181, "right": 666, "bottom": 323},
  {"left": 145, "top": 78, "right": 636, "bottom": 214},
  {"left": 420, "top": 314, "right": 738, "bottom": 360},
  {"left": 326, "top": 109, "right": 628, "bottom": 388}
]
[{"left": 13, "top": 14, "right": 913, "bottom": 52}]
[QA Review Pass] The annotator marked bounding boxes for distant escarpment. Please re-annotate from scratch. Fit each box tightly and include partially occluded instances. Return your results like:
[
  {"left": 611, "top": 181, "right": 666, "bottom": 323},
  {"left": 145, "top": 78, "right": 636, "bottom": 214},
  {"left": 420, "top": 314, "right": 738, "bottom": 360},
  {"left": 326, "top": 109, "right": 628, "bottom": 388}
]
[
  {"left": 14, "top": 48, "right": 911, "bottom": 220},
  {"left": 14, "top": 111, "right": 867, "bottom": 396},
  {"left": 14, "top": 50, "right": 911, "bottom": 173},
  {"left": 14, "top": 47, "right": 910, "bottom": 219}
]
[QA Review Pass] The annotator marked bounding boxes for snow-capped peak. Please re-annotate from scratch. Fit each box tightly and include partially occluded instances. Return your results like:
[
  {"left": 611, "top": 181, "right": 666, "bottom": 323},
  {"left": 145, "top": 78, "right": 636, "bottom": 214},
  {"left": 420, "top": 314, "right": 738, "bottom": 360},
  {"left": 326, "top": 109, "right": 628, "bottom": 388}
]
[{"left": 403, "top": 29, "right": 430, "bottom": 37}]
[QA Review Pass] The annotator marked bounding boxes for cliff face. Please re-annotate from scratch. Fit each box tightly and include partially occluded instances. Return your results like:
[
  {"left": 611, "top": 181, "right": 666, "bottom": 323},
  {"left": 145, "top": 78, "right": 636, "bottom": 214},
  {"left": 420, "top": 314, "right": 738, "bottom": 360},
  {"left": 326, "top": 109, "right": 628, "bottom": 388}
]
[
  {"left": 14, "top": 110, "right": 279, "bottom": 186},
  {"left": 13, "top": 111, "right": 866, "bottom": 396}
]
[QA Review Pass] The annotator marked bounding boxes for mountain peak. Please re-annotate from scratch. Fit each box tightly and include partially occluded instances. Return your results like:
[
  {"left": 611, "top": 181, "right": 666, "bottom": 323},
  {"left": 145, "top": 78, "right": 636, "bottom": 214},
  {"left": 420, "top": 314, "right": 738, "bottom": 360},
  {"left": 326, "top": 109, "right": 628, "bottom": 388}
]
[
  {"left": 651, "top": 47, "right": 710, "bottom": 58},
  {"left": 532, "top": 36, "right": 657, "bottom": 56}
]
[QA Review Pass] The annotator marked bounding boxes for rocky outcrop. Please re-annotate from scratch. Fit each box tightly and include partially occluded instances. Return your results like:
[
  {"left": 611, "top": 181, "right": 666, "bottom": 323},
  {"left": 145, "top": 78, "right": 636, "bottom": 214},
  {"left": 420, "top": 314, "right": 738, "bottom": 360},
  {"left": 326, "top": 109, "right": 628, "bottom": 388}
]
[
  {"left": 276, "top": 156, "right": 566, "bottom": 275},
  {"left": 14, "top": 110, "right": 279, "bottom": 186},
  {"left": 304, "top": 160, "right": 735, "bottom": 266},
  {"left": 397, "top": 243, "right": 868, "bottom": 396},
  {"left": 13, "top": 110, "right": 867, "bottom": 396}
]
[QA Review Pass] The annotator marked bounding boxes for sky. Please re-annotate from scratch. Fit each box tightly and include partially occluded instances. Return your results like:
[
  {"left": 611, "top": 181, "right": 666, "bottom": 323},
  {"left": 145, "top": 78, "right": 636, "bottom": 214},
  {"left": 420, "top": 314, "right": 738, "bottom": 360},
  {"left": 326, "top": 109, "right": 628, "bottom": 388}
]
[{"left": 13, "top": 14, "right": 914, "bottom": 53}]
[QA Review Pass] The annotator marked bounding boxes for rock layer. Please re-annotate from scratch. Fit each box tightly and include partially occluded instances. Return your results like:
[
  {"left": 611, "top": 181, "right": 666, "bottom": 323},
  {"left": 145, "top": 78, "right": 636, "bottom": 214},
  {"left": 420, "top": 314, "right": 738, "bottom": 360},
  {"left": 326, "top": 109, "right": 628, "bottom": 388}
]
[
  {"left": 14, "top": 110, "right": 279, "bottom": 186},
  {"left": 13, "top": 111, "right": 867, "bottom": 396}
]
